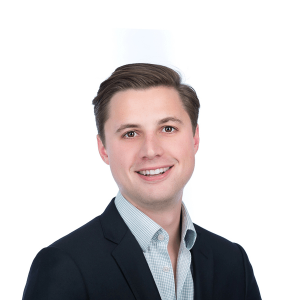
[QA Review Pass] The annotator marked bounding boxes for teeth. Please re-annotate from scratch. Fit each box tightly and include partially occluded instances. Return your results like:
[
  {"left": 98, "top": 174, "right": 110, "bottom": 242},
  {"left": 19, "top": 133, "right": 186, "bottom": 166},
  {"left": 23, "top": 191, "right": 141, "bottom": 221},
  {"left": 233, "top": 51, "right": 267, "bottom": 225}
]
[
  {"left": 138, "top": 167, "right": 171, "bottom": 176},
  {"left": 154, "top": 169, "right": 160, "bottom": 175}
]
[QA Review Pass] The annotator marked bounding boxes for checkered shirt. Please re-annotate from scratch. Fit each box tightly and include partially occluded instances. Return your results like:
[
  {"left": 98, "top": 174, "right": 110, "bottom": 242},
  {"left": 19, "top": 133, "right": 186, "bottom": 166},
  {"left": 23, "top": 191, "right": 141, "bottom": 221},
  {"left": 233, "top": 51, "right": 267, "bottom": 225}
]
[{"left": 115, "top": 191, "right": 197, "bottom": 300}]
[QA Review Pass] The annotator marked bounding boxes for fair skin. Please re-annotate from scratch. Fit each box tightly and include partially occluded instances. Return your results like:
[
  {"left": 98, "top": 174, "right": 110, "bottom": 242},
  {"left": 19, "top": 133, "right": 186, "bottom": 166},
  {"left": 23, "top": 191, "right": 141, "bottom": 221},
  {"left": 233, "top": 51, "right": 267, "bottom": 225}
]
[{"left": 97, "top": 86, "right": 199, "bottom": 286}]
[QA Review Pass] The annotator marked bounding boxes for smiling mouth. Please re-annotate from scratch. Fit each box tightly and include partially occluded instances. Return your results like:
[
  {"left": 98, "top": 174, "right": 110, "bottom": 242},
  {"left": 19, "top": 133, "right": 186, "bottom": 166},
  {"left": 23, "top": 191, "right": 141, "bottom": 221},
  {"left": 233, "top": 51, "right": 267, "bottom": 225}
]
[{"left": 136, "top": 166, "right": 173, "bottom": 176}]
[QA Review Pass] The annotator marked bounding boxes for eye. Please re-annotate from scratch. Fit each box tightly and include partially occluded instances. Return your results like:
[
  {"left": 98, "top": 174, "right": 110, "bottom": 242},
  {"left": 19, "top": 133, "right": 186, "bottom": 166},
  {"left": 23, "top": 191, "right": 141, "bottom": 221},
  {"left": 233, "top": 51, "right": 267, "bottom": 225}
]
[
  {"left": 162, "top": 126, "right": 176, "bottom": 133},
  {"left": 123, "top": 131, "right": 137, "bottom": 138}
]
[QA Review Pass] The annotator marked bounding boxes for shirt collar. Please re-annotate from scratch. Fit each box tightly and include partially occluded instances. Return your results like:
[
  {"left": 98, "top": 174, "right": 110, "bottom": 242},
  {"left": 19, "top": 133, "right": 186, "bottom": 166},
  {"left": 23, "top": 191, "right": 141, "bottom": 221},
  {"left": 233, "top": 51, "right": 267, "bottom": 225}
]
[
  {"left": 181, "top": 202, "right": 197, "bottom": 250},
  {"left": 115, "top": 191, "right": 161, "bottom": 252},
  {"left": 115, "top": 191, "right": 197, "bottom": 252}
]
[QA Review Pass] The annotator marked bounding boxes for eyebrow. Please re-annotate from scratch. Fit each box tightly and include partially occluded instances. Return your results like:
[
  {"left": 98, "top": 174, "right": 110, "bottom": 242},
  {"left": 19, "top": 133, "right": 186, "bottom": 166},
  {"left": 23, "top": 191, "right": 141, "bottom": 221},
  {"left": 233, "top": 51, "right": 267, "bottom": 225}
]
[
  {"left": 115, "top": 117, "right": 183, "bottom": 134},
  {"left": 115, "top": 123, "right": 141, "bottom": 133},
  {"left": 157, "top": 117, "right": 183, "bottom": 126}
]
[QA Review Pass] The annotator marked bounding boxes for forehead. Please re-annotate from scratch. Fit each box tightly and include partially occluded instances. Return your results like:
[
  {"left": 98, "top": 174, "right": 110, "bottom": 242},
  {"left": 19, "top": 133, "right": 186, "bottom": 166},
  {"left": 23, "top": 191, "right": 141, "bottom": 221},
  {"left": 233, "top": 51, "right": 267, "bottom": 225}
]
[{"left": 107, "top": 86, "right": 187, "bottom": 122}]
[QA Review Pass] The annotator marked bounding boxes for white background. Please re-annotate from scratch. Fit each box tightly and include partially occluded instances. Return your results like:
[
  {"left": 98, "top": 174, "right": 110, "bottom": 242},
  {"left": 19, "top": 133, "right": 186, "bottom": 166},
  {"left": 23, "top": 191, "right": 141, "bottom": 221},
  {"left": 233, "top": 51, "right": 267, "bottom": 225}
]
[{"left": 1, "top": 1, "right": 299, "bottom": 299}]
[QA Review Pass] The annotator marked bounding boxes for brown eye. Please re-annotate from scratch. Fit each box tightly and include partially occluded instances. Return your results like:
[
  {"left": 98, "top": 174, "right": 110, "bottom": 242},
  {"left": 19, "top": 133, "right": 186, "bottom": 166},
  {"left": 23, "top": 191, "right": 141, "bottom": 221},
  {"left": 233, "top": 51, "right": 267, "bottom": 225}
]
[
  {"left": 124, "top": 131, "right": 136, "bottom": 138},
  {"left": 163, "top": 126, "right": 175, "bottom": 133}
]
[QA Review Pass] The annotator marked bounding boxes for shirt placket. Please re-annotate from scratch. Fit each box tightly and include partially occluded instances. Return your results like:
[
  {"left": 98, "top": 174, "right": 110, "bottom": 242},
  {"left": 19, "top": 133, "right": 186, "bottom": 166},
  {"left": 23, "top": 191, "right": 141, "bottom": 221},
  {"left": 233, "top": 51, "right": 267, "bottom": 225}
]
[
  {"left": 176, "top": 242, "right": 192, "bottom": 300},
  {"left": 149, "top": 229, "right": 176, "bottom": 300}
]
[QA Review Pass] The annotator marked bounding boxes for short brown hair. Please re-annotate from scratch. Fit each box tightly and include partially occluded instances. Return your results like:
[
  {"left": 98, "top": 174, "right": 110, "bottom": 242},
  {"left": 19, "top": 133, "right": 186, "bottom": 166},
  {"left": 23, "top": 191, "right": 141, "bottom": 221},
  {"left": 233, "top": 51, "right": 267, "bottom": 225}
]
[{"left": 92, "top": 63, "right": 200, "bottom": 147}]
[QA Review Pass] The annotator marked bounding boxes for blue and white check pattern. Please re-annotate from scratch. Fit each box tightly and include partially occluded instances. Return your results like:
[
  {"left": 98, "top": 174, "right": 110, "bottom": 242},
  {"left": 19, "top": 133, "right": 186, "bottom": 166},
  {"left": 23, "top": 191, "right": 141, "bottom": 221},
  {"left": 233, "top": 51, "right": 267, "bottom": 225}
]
[{"left": 115, "top": 191, "right": 197, "bottom": 300}]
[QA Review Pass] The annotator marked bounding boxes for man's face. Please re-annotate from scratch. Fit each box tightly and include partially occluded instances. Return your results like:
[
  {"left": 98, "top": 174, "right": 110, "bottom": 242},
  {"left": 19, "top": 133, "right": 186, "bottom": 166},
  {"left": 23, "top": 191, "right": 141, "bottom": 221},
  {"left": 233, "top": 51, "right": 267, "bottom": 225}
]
[{"left": 97, "top": 86, "right": 199, "bottom": 210}]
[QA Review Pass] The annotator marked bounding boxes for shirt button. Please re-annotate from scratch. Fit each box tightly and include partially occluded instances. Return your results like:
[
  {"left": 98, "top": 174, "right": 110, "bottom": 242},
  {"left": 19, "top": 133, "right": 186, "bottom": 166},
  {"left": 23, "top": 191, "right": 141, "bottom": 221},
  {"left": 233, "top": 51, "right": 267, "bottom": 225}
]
[
  {"left": 158, "top": 234, "right": 165, "bottom": 241},
  {"left": 163, "top": 266, "right": 170, "bottom": 273}
]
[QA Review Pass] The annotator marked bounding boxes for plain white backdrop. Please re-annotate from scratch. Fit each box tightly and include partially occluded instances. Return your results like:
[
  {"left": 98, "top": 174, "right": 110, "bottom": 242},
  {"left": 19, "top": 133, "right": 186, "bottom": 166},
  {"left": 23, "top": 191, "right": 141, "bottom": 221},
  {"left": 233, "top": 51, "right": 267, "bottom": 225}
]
[{"left": 1, "top": 1, "right": 299, "bottom": 299}]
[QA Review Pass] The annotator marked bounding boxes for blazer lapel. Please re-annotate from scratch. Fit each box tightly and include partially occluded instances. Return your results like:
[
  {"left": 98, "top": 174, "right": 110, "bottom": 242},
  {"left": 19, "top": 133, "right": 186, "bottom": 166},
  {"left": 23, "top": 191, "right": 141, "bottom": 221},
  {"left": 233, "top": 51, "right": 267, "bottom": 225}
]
[
  {"left": 112, "top": 230, "right": 161, "bottom": 300},
  {"left": 191, "top": 228, "right": 214, "bottom": 300},
  {"left": 100, "top": 199, "right": 161, "bottom": 300}
]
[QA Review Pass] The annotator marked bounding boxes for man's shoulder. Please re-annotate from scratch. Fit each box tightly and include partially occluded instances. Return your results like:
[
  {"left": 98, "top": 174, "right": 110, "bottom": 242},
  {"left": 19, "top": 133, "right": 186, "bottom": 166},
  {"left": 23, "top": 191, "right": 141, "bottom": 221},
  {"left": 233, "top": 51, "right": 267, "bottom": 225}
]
[
  {"left": 192, "top": 224, "right": 261, "bottom": 299},
  {"left": 33, "top": 212, "right": 117, "bottom": 274},
  {"left": 193, "top": 223, "right": 245, "bottom": 260},
  {"left": 48, "top": 198, "right": 119, "bottom": 253},
  {"left": 193, "top": 223, "right": 235, "bottom": 245},
  {"left": 49, "top": 216, "right": 103, "bottom": 250}
]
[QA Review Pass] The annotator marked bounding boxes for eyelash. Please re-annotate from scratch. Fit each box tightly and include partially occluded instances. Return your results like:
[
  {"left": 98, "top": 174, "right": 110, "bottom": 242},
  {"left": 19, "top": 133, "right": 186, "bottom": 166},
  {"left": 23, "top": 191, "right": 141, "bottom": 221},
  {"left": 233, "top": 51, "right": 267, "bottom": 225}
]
[{"left": 123, "top": 126, "right": 177, "bottom": 138}]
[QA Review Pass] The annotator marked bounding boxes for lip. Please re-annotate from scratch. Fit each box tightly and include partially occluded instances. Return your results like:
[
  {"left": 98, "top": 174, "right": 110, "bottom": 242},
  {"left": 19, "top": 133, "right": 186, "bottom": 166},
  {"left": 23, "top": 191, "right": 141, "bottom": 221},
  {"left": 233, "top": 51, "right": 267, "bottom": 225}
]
[{"left": 135, "top": 166, "right": 174, "bottom": 182}]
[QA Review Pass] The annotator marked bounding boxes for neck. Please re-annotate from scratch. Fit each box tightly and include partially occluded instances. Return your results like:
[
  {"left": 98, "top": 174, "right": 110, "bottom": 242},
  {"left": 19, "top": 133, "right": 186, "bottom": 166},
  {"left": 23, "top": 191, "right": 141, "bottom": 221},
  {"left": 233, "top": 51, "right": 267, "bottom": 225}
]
[
  {"left": 147, "top": 201, "right": 182, "bottom": 245},
  {"left": 126, "top": 195, "right": 183, "bottom": 248}
]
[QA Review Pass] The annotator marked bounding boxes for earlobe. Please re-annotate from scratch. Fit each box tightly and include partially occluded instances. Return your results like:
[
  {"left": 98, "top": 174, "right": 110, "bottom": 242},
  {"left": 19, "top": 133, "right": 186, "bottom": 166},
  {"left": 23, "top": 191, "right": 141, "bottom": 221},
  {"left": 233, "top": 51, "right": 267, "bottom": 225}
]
[
  {"left": 97, "top": 135, "right": 110, "bottom": 165},
  {"left": 194, "top": 125, "right": 200, "bottom": 154}
]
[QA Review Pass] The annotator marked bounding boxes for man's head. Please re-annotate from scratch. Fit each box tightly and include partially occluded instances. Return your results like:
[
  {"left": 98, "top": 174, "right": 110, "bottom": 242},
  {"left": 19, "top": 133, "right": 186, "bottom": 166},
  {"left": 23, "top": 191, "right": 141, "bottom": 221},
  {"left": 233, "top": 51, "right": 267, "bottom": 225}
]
[
  {"left": 92, "top": 63, "right": 200, "bottom": 210},
  {"left": 93, "top": 63, "right": 200, "bottom": 148}
]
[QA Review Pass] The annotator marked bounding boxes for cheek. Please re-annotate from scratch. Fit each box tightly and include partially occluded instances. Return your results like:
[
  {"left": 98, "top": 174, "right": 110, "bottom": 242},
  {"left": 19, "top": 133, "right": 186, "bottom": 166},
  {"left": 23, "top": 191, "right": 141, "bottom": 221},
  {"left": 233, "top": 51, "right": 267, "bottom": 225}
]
[
  {"left": 108, "top": 142, "right": 136, "bottom": 176},
  {"left": 179, "top": 146, "right": 195, "bottom": 166},
  {"left": 169, "top": 134, "right": 195, "bottom": 158},
  {"left": 174, "top": 138, "right": 196, "bottom": 174}
]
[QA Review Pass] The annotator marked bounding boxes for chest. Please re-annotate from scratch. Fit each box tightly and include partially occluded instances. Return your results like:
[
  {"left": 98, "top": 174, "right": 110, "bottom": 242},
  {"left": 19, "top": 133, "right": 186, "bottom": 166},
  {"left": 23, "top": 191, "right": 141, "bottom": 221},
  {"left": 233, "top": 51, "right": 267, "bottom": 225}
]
[{"left": 143, "top": 240, "right": 194, "bottom": 300}]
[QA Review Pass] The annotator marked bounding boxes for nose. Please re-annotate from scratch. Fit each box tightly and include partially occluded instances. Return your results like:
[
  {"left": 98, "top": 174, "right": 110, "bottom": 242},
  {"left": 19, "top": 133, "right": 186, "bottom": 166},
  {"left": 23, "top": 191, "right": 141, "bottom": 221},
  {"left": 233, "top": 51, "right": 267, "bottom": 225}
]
[{"left": 140, "top": 134, "right": 164, "bottom": 160}]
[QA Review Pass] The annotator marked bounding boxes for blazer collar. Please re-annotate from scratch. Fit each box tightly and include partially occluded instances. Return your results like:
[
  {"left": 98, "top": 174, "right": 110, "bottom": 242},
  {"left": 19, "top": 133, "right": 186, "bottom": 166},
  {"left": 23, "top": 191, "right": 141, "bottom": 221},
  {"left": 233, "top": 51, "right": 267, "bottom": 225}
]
[
  {"left": 191, "top": 225, "right": 214, "bottom": 300},
  {"left": 100, "top": 199, "right": 162, "bottom": 300}
]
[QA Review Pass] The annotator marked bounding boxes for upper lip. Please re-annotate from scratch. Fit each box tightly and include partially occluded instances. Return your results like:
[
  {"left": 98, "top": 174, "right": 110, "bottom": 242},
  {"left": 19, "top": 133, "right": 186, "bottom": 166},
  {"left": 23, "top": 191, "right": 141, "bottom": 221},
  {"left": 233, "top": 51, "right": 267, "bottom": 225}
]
[{"left": 135, "top": 165, "right": 174, "bottom": 172}]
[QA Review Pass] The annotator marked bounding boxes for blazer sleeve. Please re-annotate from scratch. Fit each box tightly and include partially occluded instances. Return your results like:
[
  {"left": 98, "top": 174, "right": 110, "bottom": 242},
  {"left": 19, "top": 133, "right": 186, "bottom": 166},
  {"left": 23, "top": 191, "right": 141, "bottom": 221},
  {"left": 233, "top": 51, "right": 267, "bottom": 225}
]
[
  {"left": 22, "top": 246, "right": 88, "bottom": 300},
  {"left": 235, "top": 243, "right": 262, "bottom": 300}
]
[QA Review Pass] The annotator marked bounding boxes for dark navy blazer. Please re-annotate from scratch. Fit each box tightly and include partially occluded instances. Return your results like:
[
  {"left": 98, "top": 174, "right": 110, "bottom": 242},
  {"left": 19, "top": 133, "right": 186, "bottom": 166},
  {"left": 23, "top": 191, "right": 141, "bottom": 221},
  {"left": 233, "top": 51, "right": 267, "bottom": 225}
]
[{"left": 23, "top": 199, "right": 262, "bottom": 300}]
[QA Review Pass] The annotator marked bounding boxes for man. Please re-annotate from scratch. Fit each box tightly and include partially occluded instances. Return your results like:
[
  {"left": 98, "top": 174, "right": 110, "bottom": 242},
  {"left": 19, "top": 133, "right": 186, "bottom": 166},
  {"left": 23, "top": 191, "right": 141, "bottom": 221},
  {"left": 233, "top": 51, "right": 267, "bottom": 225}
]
[{"left": 23, "top": 63, "right": 262, "bottom": 299}]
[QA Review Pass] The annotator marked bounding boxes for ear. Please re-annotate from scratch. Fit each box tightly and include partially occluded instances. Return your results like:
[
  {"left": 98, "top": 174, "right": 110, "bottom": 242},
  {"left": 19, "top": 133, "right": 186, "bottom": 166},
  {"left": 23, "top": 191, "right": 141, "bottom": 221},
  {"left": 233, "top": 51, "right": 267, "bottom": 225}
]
[
  {"left": 193, "top": 124, "right": 200, "bottom": 154},
  {"left": 97, "top": 135, "right": 109, "bottom": 165}
]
